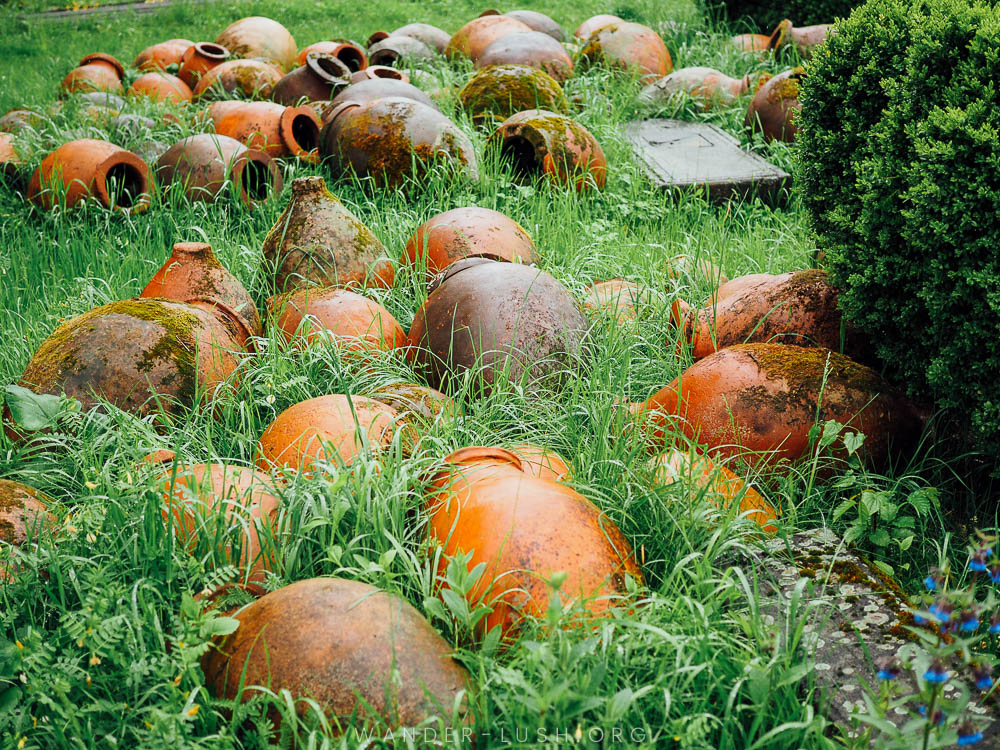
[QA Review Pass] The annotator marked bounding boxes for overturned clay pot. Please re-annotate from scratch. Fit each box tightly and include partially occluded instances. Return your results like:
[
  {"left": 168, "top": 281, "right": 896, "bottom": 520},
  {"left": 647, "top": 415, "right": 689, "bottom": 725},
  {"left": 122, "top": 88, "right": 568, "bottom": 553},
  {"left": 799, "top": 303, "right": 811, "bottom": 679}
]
[
  {"left": 368, "top": 36, "right": 435, "bottom": 67},
  {"left": 28, "top": 139, "right": 151, "bottom": 212},
  {"left": 638, "top": 67, "right": 750, "bottom": 110},
  {"left": 476, "top": 32, "right": 574, "bottom": 82},
  {"left": 156, "top": 133, "right": 282, "bottom": 207},
  {"left": 320, "top": 96, "right": 478, "bottom": 188},
  {"left": 746, "top": 67, "right": 803, "bottom": 143},
  {"left": 178, "top": 43, "right": 231, "bottom": 88},
  {"left": 326, "top": 78, "right": 437, "bottom": 116},
  {"left": 460, "top": 64, "right": 567, "bottom": 123},
  {"left": 208, "top": 100, "right": 320, "bottom": 161},
  {"left": 504, "top": 10, "right": 566, "bottom": 42},
  {"left": 580, "top": 22, "right": 672, "bottom": 80},
  {"left": 295, "top": 40, "right": 367, "bottom": 71},
  {"left": 768, "top": 20, "right": 831, "bottom": 58},
  {"left": 731, "top": 33, "right": 772, "bottom": 55},
  {"left": 491, "top": 109, "right": 606, "bottom": 191},
  {"left": 349, "top": 66, "right": 410, "bottom": 84},
  {"left": 262, "top": 175, "right": 394, "bottom": 293},
  {"left": 271, "top": 52, "right": 350, "bottom": 106},
  {"left": 134, "top": 38, "right": 195, "bottom": 71},
  {"left": 446, "top": 16, "right": 533, "bottom": 61},
  {"left": 369, "top": 23, "right": 451, "bottom": 54},
  {"left": 128, "top": 72, "right": 193, "bottom": 103},
  {"left": 60, "top": 53, "right": 125, "bottom": 95},
  {"left": 216, "top": 16, "right": 298, "bottom": 72},
  {"left": 574, "top": 14, "right": 623, "bottom": 40},
  {"left": 193, "top": 59, "right": 283, "bottom": 101}
]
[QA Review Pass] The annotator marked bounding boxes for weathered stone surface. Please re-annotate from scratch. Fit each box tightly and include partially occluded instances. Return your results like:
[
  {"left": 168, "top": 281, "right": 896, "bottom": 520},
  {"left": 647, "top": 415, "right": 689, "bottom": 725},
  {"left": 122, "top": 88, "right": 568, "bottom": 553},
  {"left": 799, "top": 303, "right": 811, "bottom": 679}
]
[
  {"left": 737, "top": 528, "right": 997, "bottom": 740},
  {"left": 622, "top": 119, "right": 790, "bottom": 204}
]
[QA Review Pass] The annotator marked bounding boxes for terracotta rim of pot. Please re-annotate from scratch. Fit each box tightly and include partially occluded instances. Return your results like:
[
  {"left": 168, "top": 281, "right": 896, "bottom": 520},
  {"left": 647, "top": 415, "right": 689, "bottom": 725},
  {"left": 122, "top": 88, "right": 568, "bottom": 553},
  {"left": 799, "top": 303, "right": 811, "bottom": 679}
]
[
  {"left": 79, "top": 53, "right": 125, "bottom": 79},
  {"left": 479, "top": 8, "right": 501, "bottom": 16},
  {"left": 192, "top": 42, "right": 230, "bottom": 62},
  {"left": 230, "top": 148, "right": 282, "bottom": 207},
  {"left": 367, "top": 30, "right": 391, "bottom": 47},
  {"left": 171, "top": 241, "right": 213, "bottom": 258},
  {"left": 321, "top": 100, "right": 362, "bottom": 127},
  {"left": 443, "top": 446, "right": 524, "bottom": 471},
  {"left": 767, "top": 19, "right": 793, "bottom": 51},
  {"left": 363, "top": 65, "right": 407, "bottom": 81},
  {"left": 186, "top": 296, "right": 257, "bottom": 350},
  {"left": 427, "top": 255, "right": 501, "bottom": 292},
  {"left": 279, "top": 104, "right": 321, "bottom": 162},
  {"left": 305, "top": 51, "right": 351, "bottom": 84},
  {"left": 330, "top": 42, "right": 367, "bottom": 72},
  {"left": 90, "top": 149, "right": 153, "bottom": 213},
  {"left": 369, "top": 45, "right": 403, "bottom": 67}
]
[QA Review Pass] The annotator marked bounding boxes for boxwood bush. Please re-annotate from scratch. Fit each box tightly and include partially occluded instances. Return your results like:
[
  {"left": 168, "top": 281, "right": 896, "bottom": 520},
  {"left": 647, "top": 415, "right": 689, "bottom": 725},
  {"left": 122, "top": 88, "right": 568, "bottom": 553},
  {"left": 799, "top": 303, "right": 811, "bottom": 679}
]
[
  {"left": 709, "top": 0, "right": 859, "bottom": 32},
  {"left": 798, "top": 0, "right": 1000, "bottom": 465}
]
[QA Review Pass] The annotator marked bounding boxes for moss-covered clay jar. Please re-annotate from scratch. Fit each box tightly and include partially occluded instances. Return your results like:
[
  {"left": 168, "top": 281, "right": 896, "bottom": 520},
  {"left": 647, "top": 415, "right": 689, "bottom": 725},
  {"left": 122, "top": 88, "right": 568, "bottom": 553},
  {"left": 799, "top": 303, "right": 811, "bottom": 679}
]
[
  {"left": 459, "top": 64, "right": 567, "bottom": 123},
  {"left": 491, "top": 109, "right": 606, "bottom": 191},
  {"left": 635, "top": 343, "right": 924, "bottom": 470},
  {"left": 580, "top": 22, "right": 672, "bottom": 80},
  {"left": 17, "top": 298, "right": 252, "bottom": 418},
  {"left": 746, "top": 68, "right": 803, "bottom": 143},
  {"left": 192, "top": 59, "right": 283, "bottom": 101},
  {"left": 261, "top": 176, "right": 395, "bottom": 293},
  {"left": 0, "top": 479, "right": 56, "bottom": 581},
  {"left": 476, "top": 32, "right": 574, "bottom": 82}
]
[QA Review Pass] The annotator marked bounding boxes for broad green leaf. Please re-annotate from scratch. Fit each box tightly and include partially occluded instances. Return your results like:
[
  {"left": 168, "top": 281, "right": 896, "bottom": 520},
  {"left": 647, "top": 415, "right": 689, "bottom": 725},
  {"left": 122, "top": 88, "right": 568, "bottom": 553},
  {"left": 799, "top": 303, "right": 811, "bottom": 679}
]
[
  {"left": 842, "top": 430, "right": 866, "bottom": 456},
  {"left": 203, "top": 616, "right": 239, "bottom": 638},
  {"left": 833, "top": 497, "right": 856, "bottom": 521},
  {"left": 3, "top": 384, "right": 68, "bottom": 430},
  {"left": 819, "top": 420, "right": 843, "bottom": 448}
]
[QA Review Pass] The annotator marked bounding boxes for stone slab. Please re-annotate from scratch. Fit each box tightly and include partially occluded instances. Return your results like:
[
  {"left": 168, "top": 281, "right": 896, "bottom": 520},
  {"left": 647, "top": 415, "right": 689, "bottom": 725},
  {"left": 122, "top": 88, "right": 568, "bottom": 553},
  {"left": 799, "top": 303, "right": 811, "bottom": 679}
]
[{"left": 622, "top": 119, "right": 791, "bottom": 205}]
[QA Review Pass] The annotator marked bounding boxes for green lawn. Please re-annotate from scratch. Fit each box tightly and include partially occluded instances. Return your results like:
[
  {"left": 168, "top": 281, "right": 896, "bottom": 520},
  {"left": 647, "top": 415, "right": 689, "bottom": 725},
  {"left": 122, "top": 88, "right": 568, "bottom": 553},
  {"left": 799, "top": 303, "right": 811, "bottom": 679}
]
[{"left": 0, "top": 0, "right": 965, "bottom": 747}]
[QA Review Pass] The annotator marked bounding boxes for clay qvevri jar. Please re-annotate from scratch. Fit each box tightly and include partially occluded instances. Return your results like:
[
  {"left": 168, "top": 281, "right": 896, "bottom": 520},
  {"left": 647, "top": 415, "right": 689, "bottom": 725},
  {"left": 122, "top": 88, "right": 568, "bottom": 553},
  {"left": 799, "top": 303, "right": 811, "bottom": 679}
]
[
  {"left": 127, "top": 72, "right": 193, "bottom": 103},
  {"left": 580, "top": 22, "right": 672, "bottom": 80},
  {"left": 201, "top": 578, "right": 468, "bottom": 728},
  {"left": 207, "top": 100, "right": 320, "bottom": 161},
  {"left": 508, "top": 443, "right": 572, "bottom": 482},
  {"left": 157, "top": 134, "right": 281, "bottom": 206},
  {"left": 349, "top": 66, "right": 409, "bottom": 84},
  {"left": 491, "top": 109, "right": 606, "bottom": 191},
  {"left": 256, "top": 394, "right": 399, "bottom": 473},
  {"left": 0, "top": 479, "right": 55, "bottom": 548},
  {"left": 1, "top": 134, "right": 21, "bottom": 180},
  {"left": 402, "top": 206, "right": 539, "bottom": 280},
  {"left": 271, "top": 52, "right": 350, "bottom": 105},
  {"left": 178, "top": 43, "right": 231, "bottom": 88},
  {"left": 427, "top": 447, "right": 642, "bottom": 638},
  {"left": 0, "top": 108, "right": 43, "bottom": 133},
  {"left": 768, "top": 20, "right": 831, "bottom": 58},
  {"left": 574, "top": 14, "right": 622, "bottom": 40},
  {"left": 268, "top": 286, "right": 406, "bottom": 353},
  {"left": 446, "top": 16, "right": 533, "bottom": 61},
  {"left": 157, "top": 462, "right": 280, "bottom": 582},
  {"left": 710, "top": 273, "right": 773, "bottom": 304},
  {"left": 133, "top": 39, "right": 194, "bottom": 71},
  {"left": 140, "top": 242, "right": 262, "bottom": 336},
  {"left": 261, "top": 176, "right": 394, "bottom": 293},
  {"left": 504, "top": 10, "right": 566, "bottom": 42},
  {"left": 460, "top": 64, "right": 568, "bottom": 123},
  {"left": 583, "top": 279, "right": 652, "bottom": 323},
  {"left": 476, "top": 32, "right": 574, "bottom": 82},
  {"left": 18, "top": 298, "right": 251, "bottom": 418},
  {"left": 216, "top": 16, "right": 298, "bottom": 71},
  {"left": 369, "top": 382, "right": 457, "bottom": 430},
  {"left": 368, "top": 36, "right": 434, "bottom": 67},
  {"left": 678, "top": 269, "right": 867, "bottom": 361},
  {"left": 27, "top": 139, "right": 151, "bottom": 212},
  {"left": 326, "top": 79, "right": 437, "bottom": 114},
  {"left": 731, "top": 33, "right": 772, "bottom": 54},
  {"left": 72, "top": 91, "right": 125, "bottom": 111},
  {"left": 652, "top": 450, "right": 778, "bottom": 532},
  {"left": 193, "top": 59, "right": 283, "bottom": 100},
  {"left": 369, "top": 23, "right": 450, "bottom": 54},
  {"left": 60, "top": 53, "right": 125, "bottom": 94},
  {"left": 407, "top": 258, "right": 590, "bottom": 395},
  {"left": 638, "top": 67, "right": 750, "bottom": 110},
  {"left": 295, "top": 41, "right": 366, "bottom": 71},
  {"left": 636, "top": 344, "right": 924, "bottom": 469},
  {"left": 746, "top": 68, "right": 803, "bottom": 143},
  {"left": 320, "top": 97, "right": 478, "bottom": 187}
]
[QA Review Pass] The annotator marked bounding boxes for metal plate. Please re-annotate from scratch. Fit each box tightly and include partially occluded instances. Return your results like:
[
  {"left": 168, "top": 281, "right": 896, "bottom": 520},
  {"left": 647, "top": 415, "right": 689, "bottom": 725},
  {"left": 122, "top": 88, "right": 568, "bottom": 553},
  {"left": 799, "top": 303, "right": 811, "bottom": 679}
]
[{"left": 622, "top": 119, "right": 791, "bottom": 204}]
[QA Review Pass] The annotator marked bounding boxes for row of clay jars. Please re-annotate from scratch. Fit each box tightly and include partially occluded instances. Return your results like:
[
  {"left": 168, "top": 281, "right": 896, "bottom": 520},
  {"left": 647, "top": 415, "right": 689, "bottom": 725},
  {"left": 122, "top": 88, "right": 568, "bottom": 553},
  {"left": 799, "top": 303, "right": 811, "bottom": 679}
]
[
  {"left": 747, "top": 68, "right": 803, "bottom": 142},
  {"left": 61, "top": 53, "right": 125, "bottom": 95},
  {"left": 207, "top": 100, "right": 321, "bottom": 160},
  {"left": 490, "top": 109, "right": 606, "bottom": 191},
  {"left": 579, "top": 22, "right": 673, "bottom": 81},
  {"left": 426, "top": 446, "right": 642, "bottom": 639},
  {"left": 459, "top": 65, "right": 568, "bottom": 123},
  {"left": 407, "top": 258, "right": 589, "bottom": 396},
  {"left": 320, "top": 96, "right": 478, "bottom": 188}
]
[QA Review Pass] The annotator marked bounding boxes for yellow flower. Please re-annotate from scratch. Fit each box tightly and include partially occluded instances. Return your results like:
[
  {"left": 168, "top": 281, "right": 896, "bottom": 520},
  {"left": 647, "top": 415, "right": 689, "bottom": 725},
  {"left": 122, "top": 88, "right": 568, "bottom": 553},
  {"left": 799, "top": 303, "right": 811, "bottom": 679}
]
[
  {"left": 185, "top": 704, "right": 200, "bottom": 717},
  {"left": 89, "top": 655, "right": 101, "bottom": 666},
  {"left": 85, "top": 482, "right": 98, "bottom": 490},
  {"left": 17, "top": 738, "right": 25, "bottom": 749},
  {"left": 15, "top": 640, "right": 23, "bottom": 650}
]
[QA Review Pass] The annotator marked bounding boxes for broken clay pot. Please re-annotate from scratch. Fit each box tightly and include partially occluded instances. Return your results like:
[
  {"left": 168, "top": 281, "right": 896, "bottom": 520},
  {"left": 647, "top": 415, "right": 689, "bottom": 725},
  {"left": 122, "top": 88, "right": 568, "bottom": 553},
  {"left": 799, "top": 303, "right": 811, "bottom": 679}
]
[{"left": 746, "top": 68, "right": 803, "bottom": 143}]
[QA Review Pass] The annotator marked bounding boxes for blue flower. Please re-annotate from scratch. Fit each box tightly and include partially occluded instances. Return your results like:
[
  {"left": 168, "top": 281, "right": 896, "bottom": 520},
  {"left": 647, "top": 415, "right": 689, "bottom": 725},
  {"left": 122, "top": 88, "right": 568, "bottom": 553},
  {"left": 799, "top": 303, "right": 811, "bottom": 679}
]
[
  {"left": 958, "top": 721, "right": 983, "bottom": 745},
  {"left": 990, "top": 565, "right": 1000, "bottom": 583},
  {"left": 970, "top": 551, "right": 988, "bottom": 572},
  {"left": 960, "top": 612, "right": 980, "bottom": 632},
  {"left": 877, "top": 659, "right": 901, "bottom": 681},
  {"left": 977, "top": 676, "right": 993, "bottom": 690},
  {"left": 990, "top": 615, "right": 1000, "bottom": 634},
  {"left": 918, "top": 705, "right": 946, "bottom": 725},
  {"left": 972, "top": 664, "right": 993, "bottom": 691},
  {"left": 915, "top": 612, "right": 928, "bottom": 624},
  {"left": 924, "top": 575, "right": 938, "bottom": 591},
  {"left": 929, "top": 601, "right": 953, "bottom": 623},
  {"left": 924, "top": 659, "right": 948, "bottom": 683}
]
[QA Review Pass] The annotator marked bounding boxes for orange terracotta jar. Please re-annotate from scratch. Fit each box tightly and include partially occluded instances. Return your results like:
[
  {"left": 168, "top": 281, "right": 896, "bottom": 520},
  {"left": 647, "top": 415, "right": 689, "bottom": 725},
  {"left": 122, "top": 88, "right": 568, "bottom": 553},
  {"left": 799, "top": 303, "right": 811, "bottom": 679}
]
[
  {"left": 133, "top": 38, "right": 194, "bottom": 71},
  {"left": 27, "top": 139, "right": 151, "bottom": 212},
  {"left": 256, "top": 394, "right": 399, "bottom": 474},
  {"left": 580, "top": 22, "right": 672, "bottom": 80},
  {"left": 635, "top": 344, "right": 923, "bottom": 470},
  {"left": 639, "top": 67, "right": 750, "bottom": 110},
  {"left": 60, "top": 53, "right": 125, "bottom": 94},
  {"left": 140, "top": 241, "right": 262, "bottom": 336},
  {"left": 178, "top": 42, "right": 231, "bottom": 88},
  {"left": 156, "top": 462, "right": 280, "bottom": 582},
  {"left": 574, "top": 14, "right": 623, "bottom": 40},
  {"left": 651, "top": 450, "right": 778, "bottom": 532},
  {"left": 268, "top": 286, "right": 406, "bottom": 353},
  {"left": 445, "top": 16, "right": 533, "bottom": 61},
  {"left": 215, "top": 16, "right": 298, "bottom": 71},
  {"left": 426, "top": 447, "right": 642, "bottom": 639},
  {"left": 731, "top": 33, "right": 772, "bottom": 54},
  {"left": 508, "top": 443, "right": 572, "bottom": 481},
  {"left": 0, "top": 479, "right": 55, "bottom": 582},
  {"left": 193, "top": 59, "right": 283, "bottom": 100},
  {"left": 402, "top": 206, "right": 539, "bottom": 280},
  {"left": 207, "top": 100, "right": 320, "bottom": 161},
  {"left": 127, "top": 72, "right": 193, "bottom": 103},
  {"left": 747, "top": 68, "right": 803, "bottom": 142},
  {"left": 295, "top": 41, "right": 367, "bottom": 71}
]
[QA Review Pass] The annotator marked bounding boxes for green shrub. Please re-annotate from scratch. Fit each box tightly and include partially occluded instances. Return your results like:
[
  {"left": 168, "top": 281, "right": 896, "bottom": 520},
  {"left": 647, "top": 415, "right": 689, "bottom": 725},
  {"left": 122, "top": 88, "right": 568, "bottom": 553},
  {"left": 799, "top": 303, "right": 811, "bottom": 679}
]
[
  {"left": 798, "top": 0, "right": 1000, "bottom": 466},
  {"left": 709, "top": 0, "right": 860, "bottom": 33}
]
